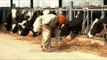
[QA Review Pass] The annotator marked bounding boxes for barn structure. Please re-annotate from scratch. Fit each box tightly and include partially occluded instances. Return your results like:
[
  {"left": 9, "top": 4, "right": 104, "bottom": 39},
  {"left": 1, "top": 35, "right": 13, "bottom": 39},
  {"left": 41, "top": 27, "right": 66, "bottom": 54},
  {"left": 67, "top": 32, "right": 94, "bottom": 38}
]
[
  {"left": 0, "top": 0, "right": 107, "bottom": 36},
  {"left": 0, "top": 0, "right": 107, "bottom": 58},
  {"left": 0, "top": 0, "right": 106, "bottom": 19}
]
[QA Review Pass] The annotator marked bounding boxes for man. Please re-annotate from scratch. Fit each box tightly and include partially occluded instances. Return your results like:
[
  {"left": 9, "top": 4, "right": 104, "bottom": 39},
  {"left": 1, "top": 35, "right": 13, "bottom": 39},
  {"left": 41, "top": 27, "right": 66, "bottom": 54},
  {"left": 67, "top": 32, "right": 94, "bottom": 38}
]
[
  {"left": 41, "top": 10, "right": 58, "bottom": 52},
  {"left": 33, "top": 10, "right": 58, "bottom": 52}
]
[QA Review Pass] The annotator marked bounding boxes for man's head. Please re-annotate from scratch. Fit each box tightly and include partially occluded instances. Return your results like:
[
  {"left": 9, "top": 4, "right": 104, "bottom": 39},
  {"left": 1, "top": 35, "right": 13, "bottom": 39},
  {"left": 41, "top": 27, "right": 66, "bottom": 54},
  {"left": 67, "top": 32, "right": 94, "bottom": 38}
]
[{"left": 43, "top": 10, "right": 50, "bottom": 15}]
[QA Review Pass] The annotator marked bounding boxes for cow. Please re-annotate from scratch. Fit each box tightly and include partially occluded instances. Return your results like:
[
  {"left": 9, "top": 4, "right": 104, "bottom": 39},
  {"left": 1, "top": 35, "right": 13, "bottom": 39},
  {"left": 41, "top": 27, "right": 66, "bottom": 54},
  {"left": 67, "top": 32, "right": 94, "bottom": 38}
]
[
  {"left": 11, "top": 9, "right": 24, "bottom": 33},
  {"left": 4, "top": 8, "right": 33, "bottom": 35},
  {"left": 10, "top": 9, "right": 31, "bottom": 34},
  {"left": 60, "top": 11, "right": 85, "bottom": 37},
  {"left": 87, "top": 17, "right": 107, "bottom": 38},
  {"left": 20, "top": 10, "right": 43, "bottom": 36},
  {"left": 5, "top": 9, "right": 23, "bottom": 32},
  {"left": 60, "top": 7, "right": 102, "bottom": 38},
  {"left": 87, "top": 7, "right": 107, "bottom": 38},
  {"left": 6, "top": 9, "right": 54, "bottom": 36}
]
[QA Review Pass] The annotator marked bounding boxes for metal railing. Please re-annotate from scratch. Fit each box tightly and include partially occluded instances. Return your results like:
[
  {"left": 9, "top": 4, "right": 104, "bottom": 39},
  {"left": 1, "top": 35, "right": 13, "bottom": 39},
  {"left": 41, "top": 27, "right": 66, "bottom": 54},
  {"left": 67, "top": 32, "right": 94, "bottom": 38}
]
[{"left": 0, "top": 7, "right": 107, "bottom": 36}]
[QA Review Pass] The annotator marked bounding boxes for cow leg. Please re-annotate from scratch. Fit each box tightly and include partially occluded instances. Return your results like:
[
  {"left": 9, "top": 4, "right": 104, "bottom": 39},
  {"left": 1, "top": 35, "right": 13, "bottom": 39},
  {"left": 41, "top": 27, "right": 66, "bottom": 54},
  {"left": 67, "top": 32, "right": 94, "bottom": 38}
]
[{"left": 11, "top": 24, "right": 18, "bottom": 33}]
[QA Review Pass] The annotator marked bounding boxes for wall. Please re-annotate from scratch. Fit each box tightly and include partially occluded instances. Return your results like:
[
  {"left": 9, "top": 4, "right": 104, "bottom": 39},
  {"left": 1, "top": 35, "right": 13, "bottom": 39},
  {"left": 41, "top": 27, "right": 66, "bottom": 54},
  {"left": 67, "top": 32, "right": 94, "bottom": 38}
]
[
  {"left": 13, "top": 0, "right": 30, "bottom": 7},
  {"left": 0, "top": 0, "right": 10, "bottom": 7},
  {"left": 34, "top": 0, "right": 58, "bottom": 8},
  {"left": 0, "top": 0, "right": 104, "bottom": 8},
  {"left": 63, "top": 0, "right": 104, "bottom": 7}
]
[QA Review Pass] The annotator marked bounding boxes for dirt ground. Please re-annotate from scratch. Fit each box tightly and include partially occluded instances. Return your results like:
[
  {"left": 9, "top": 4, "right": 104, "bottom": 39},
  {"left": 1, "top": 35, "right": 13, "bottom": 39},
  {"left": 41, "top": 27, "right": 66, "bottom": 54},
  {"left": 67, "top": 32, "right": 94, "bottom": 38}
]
[{"left": 0, "top": 28, "right": 107, "bottom": 59}]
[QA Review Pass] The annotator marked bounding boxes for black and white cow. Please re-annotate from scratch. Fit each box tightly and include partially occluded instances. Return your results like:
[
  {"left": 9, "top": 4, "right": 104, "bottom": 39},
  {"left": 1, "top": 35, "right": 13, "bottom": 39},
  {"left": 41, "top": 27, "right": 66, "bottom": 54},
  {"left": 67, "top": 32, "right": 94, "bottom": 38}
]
[
  {"left": 20, "top": 10, "right": 43, "bottom": 36},
  {"left": 60, "top": 7, "right": 102, "bottom": 38},
  {"left": 11, "top": 9, "right": 31, "bottom": 33},
  {"left": 11, "top": 9, "right": 23, "bottom": 33},
  {"left": 6, "top": 9, "right": 56, "bottom": 36},
  {"left": 5, "top": 9, "right": 21, "bottom": 32},
  {"left": 60, "top": 11, "right": 85, "bottom": 37},
  {"left": 87, "top": 17, "right": 107, "bottom": 38},
  {"left": 17, "top": 10, "right": 33, "bottom": 34},
  {"left": 4, "top": 8, "right": 32, "bottom": 34}
]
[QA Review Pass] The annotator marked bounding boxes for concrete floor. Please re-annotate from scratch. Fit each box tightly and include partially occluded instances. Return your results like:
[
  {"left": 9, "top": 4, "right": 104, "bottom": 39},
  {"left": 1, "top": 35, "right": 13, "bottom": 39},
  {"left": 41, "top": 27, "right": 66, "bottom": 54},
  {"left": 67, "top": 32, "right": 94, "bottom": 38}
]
[{"left": 0, "top": 32, "right": 107, "bottom": 60}]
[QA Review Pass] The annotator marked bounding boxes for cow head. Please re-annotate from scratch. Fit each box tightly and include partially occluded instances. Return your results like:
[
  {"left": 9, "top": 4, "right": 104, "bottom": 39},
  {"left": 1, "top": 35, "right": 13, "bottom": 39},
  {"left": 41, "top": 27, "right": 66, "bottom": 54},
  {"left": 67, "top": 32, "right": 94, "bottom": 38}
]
[
  {"left": 87, "top": 18, "right": 104, "bottom": 37},
  {"left": 60, "top": 24, "right": 70, "bottom": 37},
  {"left": 11, "top": 10, "right": 31, "bottom": 34},
  {"left": 11, "top": 8, "right": 17, "bottom": 20}
]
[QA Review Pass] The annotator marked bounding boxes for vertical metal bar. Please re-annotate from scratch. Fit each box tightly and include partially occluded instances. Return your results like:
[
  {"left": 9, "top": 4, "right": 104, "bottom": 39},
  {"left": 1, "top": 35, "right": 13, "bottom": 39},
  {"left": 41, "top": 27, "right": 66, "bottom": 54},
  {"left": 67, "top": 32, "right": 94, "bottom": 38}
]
[
  {"left": 87, "top": 10, "right": 89, "bottom": 33},
  {"left": 81, "top": 11, "right": 86, "bottom": 34},
  {"left": 30, "top": 0, "right": 33, "bottom": 8},
  {"left": 91, "top": 11, "right": 93, "bottom": 25},
  {"left": 66, "top": 9, "right": 69, "bottom": 19},
  {"left": 101, "top": 8, "right": 105, "bottom": 19},
  {"left": 10, "top": 0, "right": 13, "bottom": 7},
  {"left": 2, "top": 10, "right": 6, "bottom": 23},
  {"left": 74, "top": 8, "right": 76, "bottom": 18},
  {"left": 59, "top": 0, "right": 62, "bottom": 7},
  {"left": 69, "top": 1, "right": 73, "bottom": 21}
]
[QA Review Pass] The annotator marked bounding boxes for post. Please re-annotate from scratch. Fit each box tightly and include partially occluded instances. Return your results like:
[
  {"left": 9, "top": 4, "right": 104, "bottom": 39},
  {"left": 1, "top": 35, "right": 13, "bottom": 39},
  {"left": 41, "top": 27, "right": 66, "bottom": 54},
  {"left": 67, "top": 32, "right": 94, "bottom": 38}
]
[
  {"left": 10, "top": 0, "right": 13, "bottom": 7},
  {"left": 30, "top": 0, "right": 33, "bottom": 8},
  {"left": 2, "top": 10, "right": 6, "bottom": 23},
  {"left": 59, "top": 0, "right": 62, "bottom": 7},
  {"left": 69, "top": 1, "right": 73, "bottom": 21},
  {"left": 104, "top": 0, "right": 107, "bottom": 5}
]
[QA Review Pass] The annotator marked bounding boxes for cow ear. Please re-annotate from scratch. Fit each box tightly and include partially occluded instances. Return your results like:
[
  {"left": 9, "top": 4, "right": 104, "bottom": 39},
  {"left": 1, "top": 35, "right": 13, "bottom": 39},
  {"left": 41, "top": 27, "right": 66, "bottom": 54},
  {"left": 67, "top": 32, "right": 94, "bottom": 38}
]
[{"left": 61, "top": 24, "right": 65, "bottom": 28}]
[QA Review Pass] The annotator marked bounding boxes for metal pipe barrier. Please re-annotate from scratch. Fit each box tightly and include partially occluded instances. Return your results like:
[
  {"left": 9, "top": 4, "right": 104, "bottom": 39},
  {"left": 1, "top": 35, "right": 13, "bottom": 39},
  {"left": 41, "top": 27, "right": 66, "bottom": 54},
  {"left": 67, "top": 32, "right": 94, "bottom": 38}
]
[{"left": 1, "top": 7, "right": 107, "bottom": 36}]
